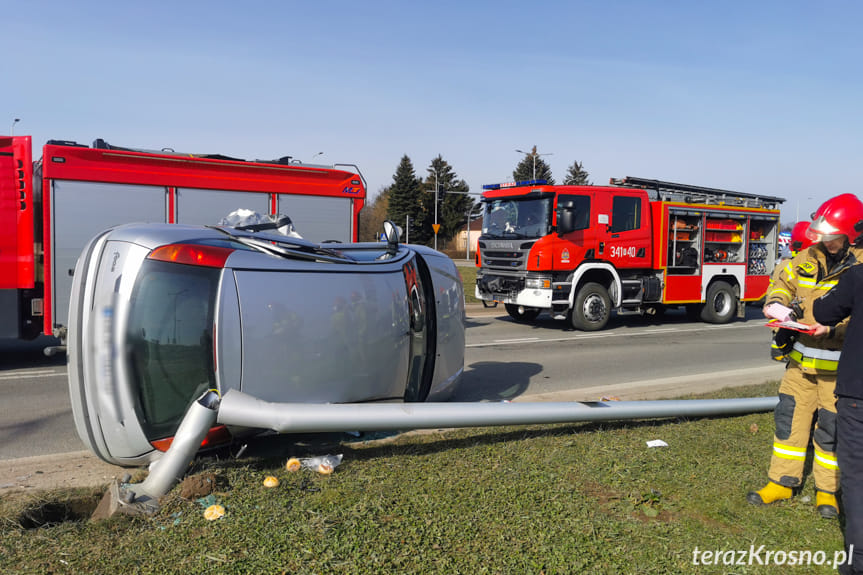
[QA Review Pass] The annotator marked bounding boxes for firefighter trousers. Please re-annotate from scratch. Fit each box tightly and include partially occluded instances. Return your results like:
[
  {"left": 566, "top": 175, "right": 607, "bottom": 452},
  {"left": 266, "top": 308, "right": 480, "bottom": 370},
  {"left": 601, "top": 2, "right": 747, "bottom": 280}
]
[
  {"left": 767, "top": 362, "right": 839, "bottom": 493},
  {"left": 837, "top": 397, "right": 863, "bottom": 572}
]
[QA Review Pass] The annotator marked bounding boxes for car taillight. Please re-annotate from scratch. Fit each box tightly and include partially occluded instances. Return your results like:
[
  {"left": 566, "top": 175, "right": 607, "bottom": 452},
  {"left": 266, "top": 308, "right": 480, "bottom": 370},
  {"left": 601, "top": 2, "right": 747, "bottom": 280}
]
[
  {"left": 150, "top": 425, "right": 232, "bottom": 452},
  {"left": 148, "top": 244, "right": 234, "bottom": 268}
]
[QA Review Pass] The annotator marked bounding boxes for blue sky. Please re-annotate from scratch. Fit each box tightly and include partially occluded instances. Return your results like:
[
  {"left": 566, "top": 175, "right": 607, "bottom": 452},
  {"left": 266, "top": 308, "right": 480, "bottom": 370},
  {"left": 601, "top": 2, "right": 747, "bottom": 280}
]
[{"left": 6, "top": 0, "right": 862, "bottom": 223}]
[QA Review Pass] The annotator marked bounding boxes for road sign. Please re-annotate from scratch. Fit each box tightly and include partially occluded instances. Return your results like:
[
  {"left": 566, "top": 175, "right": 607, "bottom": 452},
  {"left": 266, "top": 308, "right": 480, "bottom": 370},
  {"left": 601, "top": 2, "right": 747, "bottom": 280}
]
[{"left": 432, "top": 224, "right": 441, "bottom": 234}]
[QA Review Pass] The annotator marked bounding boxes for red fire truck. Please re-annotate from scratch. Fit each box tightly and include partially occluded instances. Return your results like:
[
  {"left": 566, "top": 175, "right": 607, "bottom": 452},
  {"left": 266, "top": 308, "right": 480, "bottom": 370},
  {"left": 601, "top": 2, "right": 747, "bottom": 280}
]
[
  {"left": 0, "top": 135, "right": 366, "bottom": 345},
  {"left": 475, "top": 176, "right": 784, "bottom": 330}
]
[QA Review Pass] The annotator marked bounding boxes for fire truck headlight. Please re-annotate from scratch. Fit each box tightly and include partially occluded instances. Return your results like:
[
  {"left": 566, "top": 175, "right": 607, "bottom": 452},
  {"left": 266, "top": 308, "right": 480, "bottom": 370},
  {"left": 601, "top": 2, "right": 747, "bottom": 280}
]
[{"left": 525, "top": 276, "right": 552, "bottom": 289}]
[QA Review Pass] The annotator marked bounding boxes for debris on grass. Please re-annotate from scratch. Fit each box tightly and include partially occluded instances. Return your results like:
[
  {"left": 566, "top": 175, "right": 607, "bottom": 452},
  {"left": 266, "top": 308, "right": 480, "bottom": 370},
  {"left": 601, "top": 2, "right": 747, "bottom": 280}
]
[
  {"left": 262, "top": 476, "right": 279, "bottom": 488},
  {"left": 300, "top": 454, "right": 343, "bottom": 475},
  {"left": 203, "top": 504, "right": 225, "bottom": 521},
  {"left": 646, "top": 440, "right": 668, "bottom": 448}
]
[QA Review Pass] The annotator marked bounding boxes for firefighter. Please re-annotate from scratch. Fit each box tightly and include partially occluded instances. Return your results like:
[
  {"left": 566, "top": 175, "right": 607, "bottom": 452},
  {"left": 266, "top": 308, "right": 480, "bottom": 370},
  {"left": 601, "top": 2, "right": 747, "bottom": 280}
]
[
  {"left": 747, "top": 193, "right": 863, "bottom": 518},
  {"left": 813, "top": 250, "right": 863, "bottom": 573},
  {"left": 770, "top": 221, "right": 816, "bottom": 361}
]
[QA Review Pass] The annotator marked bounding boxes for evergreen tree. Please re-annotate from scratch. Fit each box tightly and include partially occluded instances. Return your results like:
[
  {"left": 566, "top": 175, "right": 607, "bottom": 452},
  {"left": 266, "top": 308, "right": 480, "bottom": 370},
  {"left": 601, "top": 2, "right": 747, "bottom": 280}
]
[
  {"left": 386, "top": 155, "right": 423, "bottom": 242},
  {"left": 513, "top": 146, "right": 555, "bottom": 184},
  {"left": 422, "top": 155, "right": 472, "bottom": 248},
  {"left": 563, "top": 160, "right": 591, "bottom": 185}
]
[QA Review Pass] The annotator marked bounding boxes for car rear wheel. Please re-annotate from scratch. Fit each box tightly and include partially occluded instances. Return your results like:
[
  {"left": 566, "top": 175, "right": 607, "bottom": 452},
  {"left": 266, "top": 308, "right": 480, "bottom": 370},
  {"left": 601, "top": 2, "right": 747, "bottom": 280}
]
[
  {"left": 570, "top": 282, "right": 611, "bottom": 331},
  {"left": 505, "top": 304, "right": 541, "bottom": 323}
]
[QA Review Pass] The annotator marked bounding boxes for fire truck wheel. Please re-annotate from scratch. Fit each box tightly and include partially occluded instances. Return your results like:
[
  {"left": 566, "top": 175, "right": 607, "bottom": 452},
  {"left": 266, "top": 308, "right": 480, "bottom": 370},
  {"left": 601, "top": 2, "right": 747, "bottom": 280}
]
[
  {"left": 505, "top": 304, "right": 541, "bottom": 323},
  {"left": 701, "top": 281, "right": 736, "bottom": 324},
  {"left": 570, "top": 282, "right": 611, "bottom": 331}
]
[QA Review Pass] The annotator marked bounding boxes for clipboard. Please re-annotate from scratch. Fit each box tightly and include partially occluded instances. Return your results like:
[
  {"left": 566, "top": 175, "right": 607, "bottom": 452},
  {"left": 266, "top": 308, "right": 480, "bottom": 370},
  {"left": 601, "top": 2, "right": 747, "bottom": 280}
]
[{"left": 765, "top": 319, "right": 818, "bottom": 335}]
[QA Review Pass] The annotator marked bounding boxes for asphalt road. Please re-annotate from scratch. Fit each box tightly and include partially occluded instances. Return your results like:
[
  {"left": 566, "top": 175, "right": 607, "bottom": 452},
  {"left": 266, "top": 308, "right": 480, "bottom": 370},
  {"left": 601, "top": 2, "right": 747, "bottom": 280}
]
[{"left": 0, "top": 307, "right": 782, "bottom": 461}]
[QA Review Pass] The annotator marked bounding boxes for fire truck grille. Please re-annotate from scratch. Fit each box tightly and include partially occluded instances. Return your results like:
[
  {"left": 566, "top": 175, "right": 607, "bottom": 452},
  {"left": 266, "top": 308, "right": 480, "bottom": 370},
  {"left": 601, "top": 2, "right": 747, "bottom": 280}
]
[{"left": 481, "top": 251, "right": 525, "bottom": 270}]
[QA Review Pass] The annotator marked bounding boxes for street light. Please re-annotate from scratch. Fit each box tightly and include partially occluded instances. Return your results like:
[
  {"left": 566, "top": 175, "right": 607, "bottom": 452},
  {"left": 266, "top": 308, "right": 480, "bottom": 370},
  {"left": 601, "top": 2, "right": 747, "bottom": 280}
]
[
  {"left": 515, "top": 146, "right": 553, "bottom": 180},
  {"left": 10, "top": 118, "right": 20, "bottom": 135}
]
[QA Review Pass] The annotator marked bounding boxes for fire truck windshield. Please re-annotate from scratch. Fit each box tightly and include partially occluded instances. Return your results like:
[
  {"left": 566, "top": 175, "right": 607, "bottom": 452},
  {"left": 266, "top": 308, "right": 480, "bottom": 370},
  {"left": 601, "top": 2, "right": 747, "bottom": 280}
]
[{"left": 482, "top": 197, "right": 552, "bottom": 239}]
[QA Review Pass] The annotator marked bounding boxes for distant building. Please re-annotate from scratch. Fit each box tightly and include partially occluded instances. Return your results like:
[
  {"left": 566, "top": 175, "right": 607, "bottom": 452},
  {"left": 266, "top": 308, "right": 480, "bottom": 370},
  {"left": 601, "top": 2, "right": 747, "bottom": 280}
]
[{"left": 455, "top": 215, "right": 483, "bottom": 256}]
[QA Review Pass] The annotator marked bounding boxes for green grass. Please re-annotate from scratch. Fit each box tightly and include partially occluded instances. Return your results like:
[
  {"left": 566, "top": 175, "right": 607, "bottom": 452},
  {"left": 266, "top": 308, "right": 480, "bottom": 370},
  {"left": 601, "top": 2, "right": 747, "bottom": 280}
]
[
  {"left": 0, "top": 383, "right": 846, "bottom": 574},
  {"left": 458, "top": 264, "right": 480, "bottom": 304}
]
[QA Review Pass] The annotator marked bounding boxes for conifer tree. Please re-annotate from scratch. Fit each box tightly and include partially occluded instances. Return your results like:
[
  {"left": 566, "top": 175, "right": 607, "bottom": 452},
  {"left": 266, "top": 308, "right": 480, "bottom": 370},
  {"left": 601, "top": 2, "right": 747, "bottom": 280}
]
[
  {"left": 563, "top": 160, "right": 591, "bottom": 185},
  {"left": 386, "top": 155, "right": 423, "bottom": 241},
  {"left": 513, "top": 146, "right": 555, "bottom": 184},
  {"left": 422, "top": 155, "right": 472, "bottom": 248}
]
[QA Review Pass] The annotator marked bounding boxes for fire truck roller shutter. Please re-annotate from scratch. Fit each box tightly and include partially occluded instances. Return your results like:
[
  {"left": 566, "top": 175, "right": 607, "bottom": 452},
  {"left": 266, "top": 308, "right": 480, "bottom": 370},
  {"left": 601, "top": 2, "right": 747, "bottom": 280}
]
[
  {"left": 176, "top": 189, "right": 270, "bottom": 227},
  {"left": 278, "top": 195, "right": 354, "bottom": 244},
  {"left": 51, "top": 181, "right": 166, "bottom": 333}
]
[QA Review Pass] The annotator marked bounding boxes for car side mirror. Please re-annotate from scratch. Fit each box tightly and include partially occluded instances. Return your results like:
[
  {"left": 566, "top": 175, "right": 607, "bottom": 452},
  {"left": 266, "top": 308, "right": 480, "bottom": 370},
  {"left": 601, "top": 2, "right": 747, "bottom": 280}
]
[
  {"left": 557, "top": 206, "right": 576, "bottom": 235},
  {"left": 382, "top": 220, "right": 400, "bottom": 257}
]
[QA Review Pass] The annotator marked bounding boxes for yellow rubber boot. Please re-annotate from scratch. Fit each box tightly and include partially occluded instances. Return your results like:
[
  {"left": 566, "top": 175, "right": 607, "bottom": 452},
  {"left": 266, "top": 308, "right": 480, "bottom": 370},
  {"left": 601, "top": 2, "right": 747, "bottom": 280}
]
[
  {"left": 747, "top": 482, "right": 792, "bottom": 505},
  {"left": 816, "top": 491, "right": 839, "bottom": 519}
]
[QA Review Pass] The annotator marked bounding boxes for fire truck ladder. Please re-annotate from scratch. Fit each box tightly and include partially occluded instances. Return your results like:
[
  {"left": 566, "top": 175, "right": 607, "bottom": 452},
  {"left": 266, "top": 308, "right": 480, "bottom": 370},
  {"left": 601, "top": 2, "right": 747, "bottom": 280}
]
[{"left": 610, "top": 176, "right": 785, "bottom": 209}]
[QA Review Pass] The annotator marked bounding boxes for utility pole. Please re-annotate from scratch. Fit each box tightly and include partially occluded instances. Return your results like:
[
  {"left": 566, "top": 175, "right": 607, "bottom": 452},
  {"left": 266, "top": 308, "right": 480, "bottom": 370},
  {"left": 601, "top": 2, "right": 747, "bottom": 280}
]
[{"left": 432, "top": 170, "right": 439, "bottom": 251}]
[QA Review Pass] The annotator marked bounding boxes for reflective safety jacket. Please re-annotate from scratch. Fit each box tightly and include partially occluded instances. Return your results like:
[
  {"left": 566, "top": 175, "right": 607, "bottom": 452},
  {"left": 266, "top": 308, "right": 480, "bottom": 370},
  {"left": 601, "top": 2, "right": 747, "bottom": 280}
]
[{"left": 765, "top": 244, "right": 863, "bottom": 374}]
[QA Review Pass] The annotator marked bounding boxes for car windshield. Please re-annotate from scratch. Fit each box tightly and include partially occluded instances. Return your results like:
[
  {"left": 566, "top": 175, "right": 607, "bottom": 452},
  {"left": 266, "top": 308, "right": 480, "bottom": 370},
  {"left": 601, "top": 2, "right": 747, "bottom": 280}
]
[
  {"left": 482, "top": 197, "right": 552, "bottom": 239},
  {"left": 126, "top": 259, "right": 220, "bottom": 440}
]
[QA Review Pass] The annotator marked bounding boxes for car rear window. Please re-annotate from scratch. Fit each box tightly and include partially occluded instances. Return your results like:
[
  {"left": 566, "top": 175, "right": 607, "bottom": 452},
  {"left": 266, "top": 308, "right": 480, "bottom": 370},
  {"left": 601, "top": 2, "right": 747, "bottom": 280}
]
[{"left": 126, "top": 259, "right": 220, "bottom": 440}]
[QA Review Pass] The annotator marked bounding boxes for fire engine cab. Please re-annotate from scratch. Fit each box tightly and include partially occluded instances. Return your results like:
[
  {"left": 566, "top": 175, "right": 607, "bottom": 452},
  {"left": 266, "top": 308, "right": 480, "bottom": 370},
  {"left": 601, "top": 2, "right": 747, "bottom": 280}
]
[
  {"left": 475, "top": 176, "right": 784, "bottom": 331},
  {"left": 0, "top": 135, "right": 366, "bottom": 346}
]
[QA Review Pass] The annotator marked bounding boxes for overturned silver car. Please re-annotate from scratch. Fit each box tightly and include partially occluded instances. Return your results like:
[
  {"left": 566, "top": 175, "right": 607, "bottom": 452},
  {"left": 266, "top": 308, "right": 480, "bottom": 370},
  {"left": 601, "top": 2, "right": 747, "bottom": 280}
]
[{"left": 67, "top": 222, "right": 465, "bottom": 466}]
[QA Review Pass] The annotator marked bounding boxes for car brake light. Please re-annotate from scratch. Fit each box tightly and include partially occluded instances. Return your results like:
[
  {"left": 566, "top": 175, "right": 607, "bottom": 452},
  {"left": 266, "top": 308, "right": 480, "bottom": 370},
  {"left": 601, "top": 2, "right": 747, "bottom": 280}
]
[
  {"left": 148, "top": 243, "right": 234, "bottom": 268},
  {"left": 150, "top": 425, "right": 232, "bottom": 452}
]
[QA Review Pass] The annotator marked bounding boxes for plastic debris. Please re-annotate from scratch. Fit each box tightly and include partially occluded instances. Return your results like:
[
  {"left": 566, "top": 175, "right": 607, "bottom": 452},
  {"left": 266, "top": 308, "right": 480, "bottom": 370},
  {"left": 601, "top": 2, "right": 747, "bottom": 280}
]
[
  {"left": 600, "top": 396, "right": 621, "bottom": 402},
  {"left": 197, "top": 494, "right": 218, "bottom": 508},
  {"left": 219, "top": 209, "right": 302, "bottom": 238},
  {"left": 204, "top": 504, "right": 226, "bottom": 521},
  {"left": 749, "top": 423, "right": 759, "bottom": 434},
  {"left": 301, "top": 454, "right": 343, "bottom": 474},
  {"left": 646, "top": 440, "right": 668, "bottom": 448},
  {"left": 263, "top": 476, "right": 280, "bottom": 488},
  {"left": 285, "top": 458, "right": 301, "bottom": 472}
]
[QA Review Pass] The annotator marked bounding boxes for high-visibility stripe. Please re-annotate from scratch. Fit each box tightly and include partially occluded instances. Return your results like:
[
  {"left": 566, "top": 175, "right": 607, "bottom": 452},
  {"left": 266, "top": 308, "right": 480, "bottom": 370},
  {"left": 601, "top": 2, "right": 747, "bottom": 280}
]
[
  {"left": 769, "top": 288, "right": 792, "bottom": 299},
  {"left": 784, "top": 263, "right": 795, "bottom": 280},
  {"left": 791, "top": 342, "right": 841, "bottom": 360},
  {"left": 798, "top": 278, "right": 837, "bottom": 291},
  {"left": 773, "top": 442, "right": 807, "bottom": 460},
  {"left": 814, "top": 450, "right": 839, "bottom": 470},
  {"left": 788, "top": 351, "right": 839, "bottom": 371}
]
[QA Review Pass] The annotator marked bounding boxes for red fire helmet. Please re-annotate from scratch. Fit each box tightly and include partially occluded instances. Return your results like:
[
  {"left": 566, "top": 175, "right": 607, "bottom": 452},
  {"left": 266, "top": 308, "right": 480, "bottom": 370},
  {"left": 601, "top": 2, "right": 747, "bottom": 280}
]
[
  {"left": 806, "top": 194, "right": 863, "bottom": 242},
  {"left": 790, "top": 221, "right": 815, "bottom": 253}
]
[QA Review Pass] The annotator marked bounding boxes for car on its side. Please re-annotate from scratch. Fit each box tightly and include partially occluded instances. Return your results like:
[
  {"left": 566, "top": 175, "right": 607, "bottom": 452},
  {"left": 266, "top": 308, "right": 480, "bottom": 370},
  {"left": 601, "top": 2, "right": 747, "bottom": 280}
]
[{"left": 68, "top": 222, "right": 464, "bottom": 466}]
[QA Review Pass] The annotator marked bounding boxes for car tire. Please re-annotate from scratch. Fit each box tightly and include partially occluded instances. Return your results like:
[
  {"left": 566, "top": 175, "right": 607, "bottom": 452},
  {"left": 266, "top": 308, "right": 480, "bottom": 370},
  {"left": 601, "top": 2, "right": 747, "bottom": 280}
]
[
  {"left": 505, "top": 304, "right": 541, "bottom": 323},
  {"left": 701, "top": 281, "right": 736, "bottom": 324},
  {"left": 570, "top": 282, "right": 611, "bottom": 331}
]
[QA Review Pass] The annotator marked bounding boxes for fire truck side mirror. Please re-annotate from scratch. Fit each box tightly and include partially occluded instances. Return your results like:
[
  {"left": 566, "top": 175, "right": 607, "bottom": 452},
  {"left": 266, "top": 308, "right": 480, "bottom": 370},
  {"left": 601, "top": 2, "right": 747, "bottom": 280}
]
[{"left": 557, "top": 201, "right": 577, "bottom": 235}]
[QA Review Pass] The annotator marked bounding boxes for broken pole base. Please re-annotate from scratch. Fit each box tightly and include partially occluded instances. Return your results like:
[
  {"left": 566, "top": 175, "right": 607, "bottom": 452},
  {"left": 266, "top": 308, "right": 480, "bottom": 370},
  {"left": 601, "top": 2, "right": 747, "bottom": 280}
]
[{"left": 90, "top": 479, "right": 160, "bottom": 521}]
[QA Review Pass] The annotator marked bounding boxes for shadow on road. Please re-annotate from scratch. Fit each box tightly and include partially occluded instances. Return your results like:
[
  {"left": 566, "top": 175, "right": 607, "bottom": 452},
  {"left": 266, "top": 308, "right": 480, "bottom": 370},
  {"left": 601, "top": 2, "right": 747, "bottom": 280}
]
[
  {"left": 454, "top": 361, "right": 542, "bottom": 402},
  {"left": 0, "top": 336, "right": 64, "bottom": 371}
]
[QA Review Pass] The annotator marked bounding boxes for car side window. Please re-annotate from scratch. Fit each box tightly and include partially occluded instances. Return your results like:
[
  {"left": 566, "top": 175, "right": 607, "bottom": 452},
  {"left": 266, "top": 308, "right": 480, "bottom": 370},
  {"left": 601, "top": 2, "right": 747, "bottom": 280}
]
[{"left": 611, "top": 196, "right": 641, "bottom": 233}]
